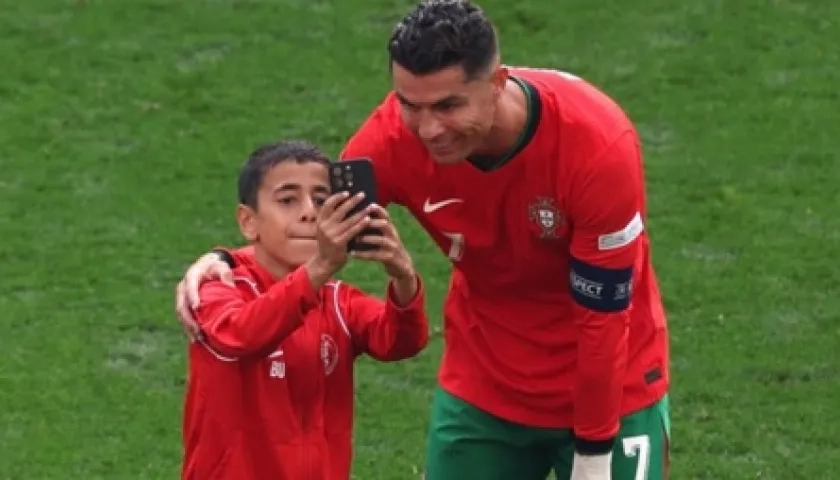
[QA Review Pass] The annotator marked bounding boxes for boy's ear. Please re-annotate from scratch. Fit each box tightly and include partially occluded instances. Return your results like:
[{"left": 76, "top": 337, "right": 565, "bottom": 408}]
[{"left": 237, "top": 204, "right": 259, "bottom": 242}]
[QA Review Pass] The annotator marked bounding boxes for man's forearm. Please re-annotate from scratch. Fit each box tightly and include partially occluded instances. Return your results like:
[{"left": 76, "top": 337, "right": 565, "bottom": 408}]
[{"left": 573, "top": 310, "right": 629, "bottom": 454}]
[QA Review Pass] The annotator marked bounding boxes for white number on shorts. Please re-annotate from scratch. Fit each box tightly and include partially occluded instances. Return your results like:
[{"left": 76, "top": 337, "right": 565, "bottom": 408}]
[
  {"left": 622, "top": 434, "right": 651, "bottom": 480},
  {"left": 442, "top": 231, "right": 464, "bottom": 261}
]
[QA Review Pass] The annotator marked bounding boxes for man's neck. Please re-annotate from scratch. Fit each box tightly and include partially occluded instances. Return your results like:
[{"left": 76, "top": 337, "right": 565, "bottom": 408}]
[{"left": 472, "top": 78, "right": 529, "bottom": 157}]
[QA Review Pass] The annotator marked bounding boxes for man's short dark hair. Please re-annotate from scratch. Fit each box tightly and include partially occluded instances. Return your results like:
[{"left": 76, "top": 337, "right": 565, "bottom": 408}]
[
  {"left": 388, "top": 0, "right": 498, "bottom": 79},
  {"left": 237, "top": 140, "right": 330, "bottom": 209}
]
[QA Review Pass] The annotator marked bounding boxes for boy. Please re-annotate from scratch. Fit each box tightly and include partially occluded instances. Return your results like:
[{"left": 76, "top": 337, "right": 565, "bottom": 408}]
[{"left": 181, "top": 140, "right": 429, "bottom": 480}]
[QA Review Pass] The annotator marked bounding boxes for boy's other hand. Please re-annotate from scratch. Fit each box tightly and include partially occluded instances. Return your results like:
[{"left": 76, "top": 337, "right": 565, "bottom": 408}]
[{"left": 351, "top": 204, "right": 415, "bottom": 280}]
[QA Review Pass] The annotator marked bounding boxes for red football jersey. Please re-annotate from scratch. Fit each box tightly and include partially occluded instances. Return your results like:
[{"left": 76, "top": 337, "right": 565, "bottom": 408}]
[
  {"left": 182, "top": 261, "right": 428, "bottom": 480},
  {"left": 338, "top": 66, "right": 669, "bottom": 446}
]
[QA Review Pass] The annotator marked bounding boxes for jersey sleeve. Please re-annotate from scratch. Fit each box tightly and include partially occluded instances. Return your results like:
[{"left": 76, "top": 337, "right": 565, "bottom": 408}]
[
  {"left": 567, "top": 130, "right": 645, "bottom": 454},
  {"left": 338, "top": 104, "right": 401, "bottom": 207},
  {"left": 193, "top": 266, "right": 320, "bottom": 358},
  {"left": 339, "top": 275, "right": 429, "bottom": 361}
]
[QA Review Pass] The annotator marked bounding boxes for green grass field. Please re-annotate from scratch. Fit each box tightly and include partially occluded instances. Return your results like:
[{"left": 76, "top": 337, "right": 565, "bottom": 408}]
[{"left": 2, "top": 0, "right": 838, "bottom": 478}]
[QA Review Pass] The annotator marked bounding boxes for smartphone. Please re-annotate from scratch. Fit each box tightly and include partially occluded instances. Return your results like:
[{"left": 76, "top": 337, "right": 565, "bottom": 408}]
[{"left": 329, "top": 158, "right": 380, "bottom": 251}]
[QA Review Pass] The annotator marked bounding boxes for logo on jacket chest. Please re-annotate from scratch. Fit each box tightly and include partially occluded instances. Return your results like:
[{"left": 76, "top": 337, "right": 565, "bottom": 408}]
[
  {"left": 528, "top": 197, "right": 564, "bottom": 239},
  {"left": 264, "top": 334, "right": 339, "bottom": 379},
  {"left": 320, "top": 334, "right": 339, "bottom": 376}
]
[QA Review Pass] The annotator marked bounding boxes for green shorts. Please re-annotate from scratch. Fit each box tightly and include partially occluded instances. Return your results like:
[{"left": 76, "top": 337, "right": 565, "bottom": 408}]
[{"left": 424, "top": 387, "right": 670, "bottom": 480}]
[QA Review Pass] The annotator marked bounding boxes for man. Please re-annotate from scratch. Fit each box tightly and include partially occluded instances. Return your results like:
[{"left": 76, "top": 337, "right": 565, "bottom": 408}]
[{"left": 175, "top": 1, "right": 671, "bottom": 479}]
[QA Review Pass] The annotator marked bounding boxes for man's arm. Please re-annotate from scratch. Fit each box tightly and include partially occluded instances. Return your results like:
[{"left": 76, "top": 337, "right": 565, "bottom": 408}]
[
  {"left": 339, "top": 275, "right": 429, "bottom": 361},
  {"left": 567, "top": 130, "right": 645, "bottom": 456},
  {"left": 194, "top": 264, "right": 325, "bottom": 358}
]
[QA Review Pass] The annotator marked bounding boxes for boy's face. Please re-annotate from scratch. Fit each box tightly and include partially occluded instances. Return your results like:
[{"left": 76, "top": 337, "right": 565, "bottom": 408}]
[{"left": 238, "top": 160, "right": 330, "bottom": 269}]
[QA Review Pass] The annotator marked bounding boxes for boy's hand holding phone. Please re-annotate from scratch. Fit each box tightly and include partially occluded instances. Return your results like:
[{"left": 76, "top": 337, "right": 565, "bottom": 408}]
[
  {"left": 323, "top": 157, "right": 417, "bottom": 304},
  {"left": 329, "top": 159, "right": 381, "bottom": 252},
  {"left": 306, "top": 191, "right": 372, "bottom": 286}
]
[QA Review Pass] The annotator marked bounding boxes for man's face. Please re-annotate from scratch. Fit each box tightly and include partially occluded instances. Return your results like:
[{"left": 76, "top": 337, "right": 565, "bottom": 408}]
[
  {"left": 238, "top": 160, "right": 330, "bottom": 269},
  {"left": 392, "top": 62, "right": 503, "bottom": 165}
]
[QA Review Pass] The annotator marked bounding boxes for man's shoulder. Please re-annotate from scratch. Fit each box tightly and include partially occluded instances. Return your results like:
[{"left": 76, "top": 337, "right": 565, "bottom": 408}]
[
  {"left": 514, "top": 66, "right": 633, "bottom": 140},
  {"left": 341, "top": 92, "right": 418, "bottom": 161},
  {"left": 341, "top": 93, "right": 428, "bottom": 181},
  {"left": 351, "top": 92, "right": 404, "bottom": 139},
  {"left": 512, "top": 66, "right": 622, "bottom": 109},
  {"left": 514, "top": 66, "right": 636, "bottom": 169}
]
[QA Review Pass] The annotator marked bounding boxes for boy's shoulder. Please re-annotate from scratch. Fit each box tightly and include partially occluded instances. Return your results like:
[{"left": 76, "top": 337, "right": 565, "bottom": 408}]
[{"left": 196, "top": 265, "right": 263, "bottom": 302}]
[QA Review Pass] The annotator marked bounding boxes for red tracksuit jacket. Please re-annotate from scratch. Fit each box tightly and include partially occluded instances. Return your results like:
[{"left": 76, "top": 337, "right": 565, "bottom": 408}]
[{"left": 181, "top": 260, "right": 429, "bottom": 480}]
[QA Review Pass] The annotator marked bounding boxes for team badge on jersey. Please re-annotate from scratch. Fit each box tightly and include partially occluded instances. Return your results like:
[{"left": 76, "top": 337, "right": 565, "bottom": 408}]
[
  {"left": 320, "top": 334, "right": 339, "bottom": 375},
  {"left": 528, "top": 197, "right": 563, "bottom": 239}
]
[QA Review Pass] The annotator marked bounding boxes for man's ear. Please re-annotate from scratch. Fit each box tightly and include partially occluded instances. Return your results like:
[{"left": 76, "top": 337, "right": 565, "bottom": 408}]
[
  {"left": 491, "top": 64, "right": 508, "bottom": 97},
  {"left": 237, "top": 204, "right": 259, "bottom": 242}
]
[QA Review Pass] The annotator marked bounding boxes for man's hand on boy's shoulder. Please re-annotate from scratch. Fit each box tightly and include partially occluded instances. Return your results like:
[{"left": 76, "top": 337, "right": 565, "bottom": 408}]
[{"left": 176, "top": 252, "right": 234, "bottom": 340}]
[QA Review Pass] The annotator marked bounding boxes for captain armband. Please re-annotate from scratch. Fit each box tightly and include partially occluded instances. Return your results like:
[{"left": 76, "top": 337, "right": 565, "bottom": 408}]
[{"left": 569, "top": 257, "right": 633, "bottom": 313}]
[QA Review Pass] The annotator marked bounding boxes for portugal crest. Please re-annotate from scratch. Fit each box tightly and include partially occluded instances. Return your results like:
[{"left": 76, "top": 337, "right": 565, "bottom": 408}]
[{"left": 528, "top": 197, "right": 562, "bottom": 239}]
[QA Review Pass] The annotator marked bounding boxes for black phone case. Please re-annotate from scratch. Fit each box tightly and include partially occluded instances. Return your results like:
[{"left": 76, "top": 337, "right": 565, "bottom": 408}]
[{"left": 329, "top": 159, "right": 380, "bottom": 251}]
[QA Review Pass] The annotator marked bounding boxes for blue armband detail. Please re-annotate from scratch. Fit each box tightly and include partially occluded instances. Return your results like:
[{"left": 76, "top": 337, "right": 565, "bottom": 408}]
[{"left": 569, "top": 257, "right": 633, "bottom": 312}]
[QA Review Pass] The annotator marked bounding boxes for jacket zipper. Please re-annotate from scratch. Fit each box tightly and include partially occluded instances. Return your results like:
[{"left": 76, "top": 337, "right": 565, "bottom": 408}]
[{"left": 300, "top": 323, "right": 321, "bottom": 480}]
